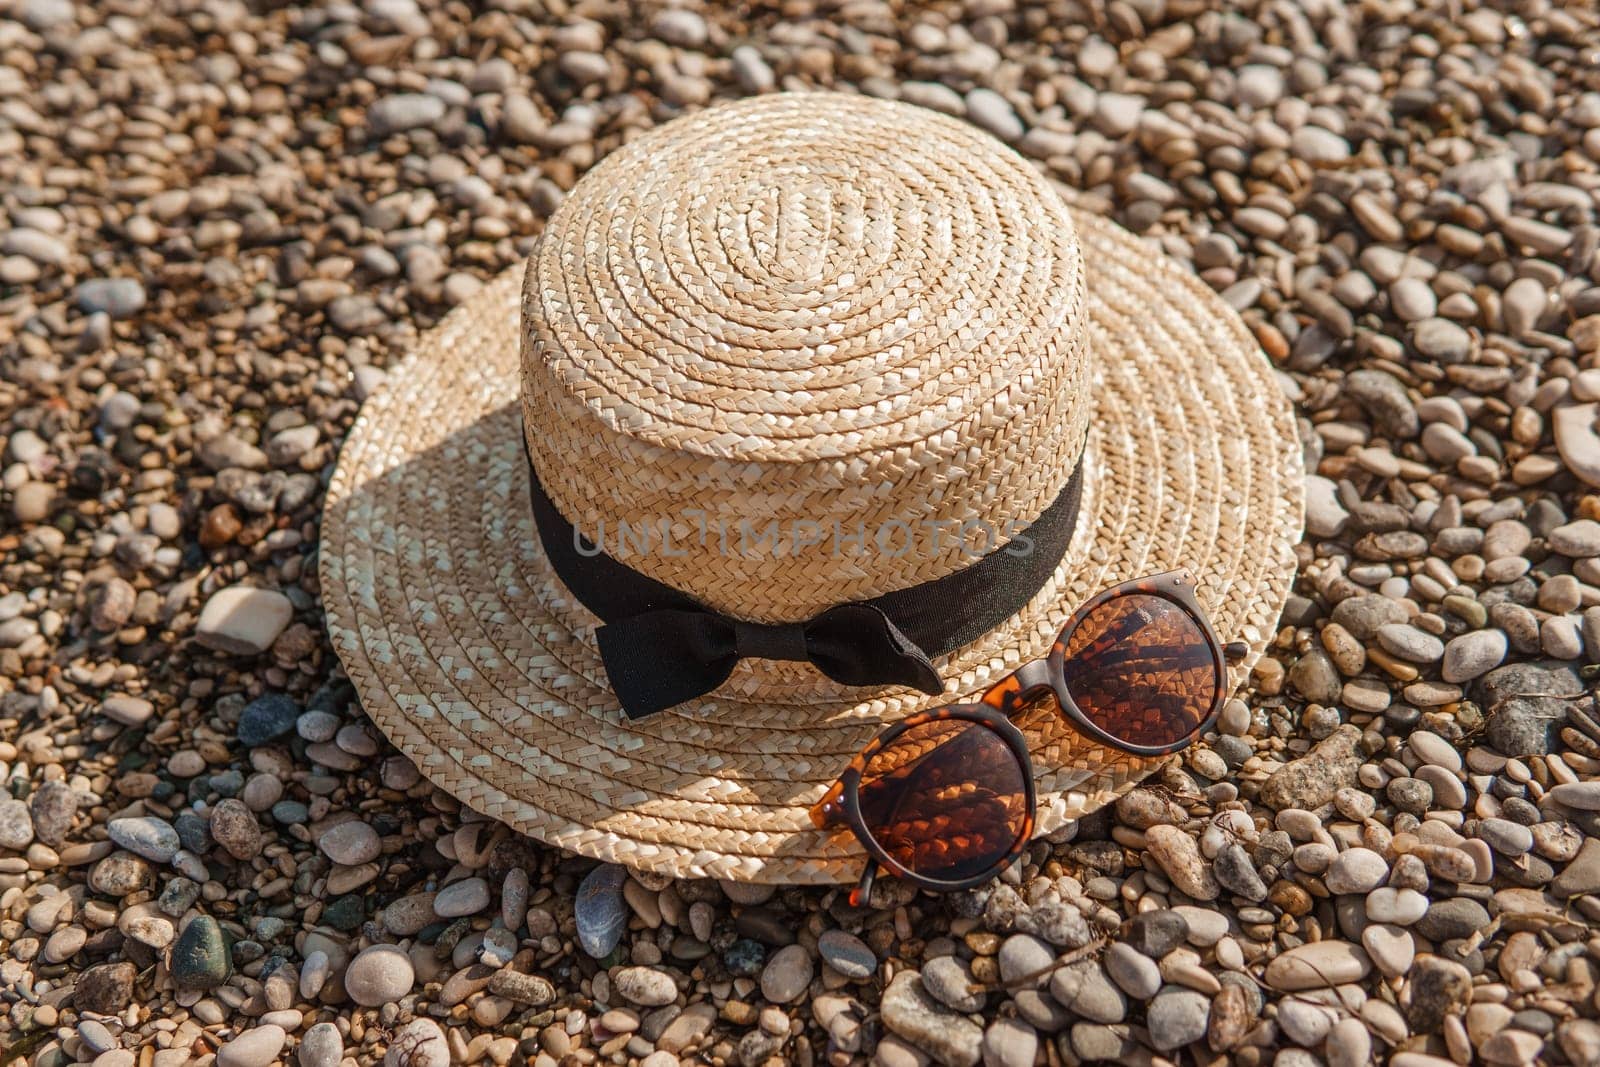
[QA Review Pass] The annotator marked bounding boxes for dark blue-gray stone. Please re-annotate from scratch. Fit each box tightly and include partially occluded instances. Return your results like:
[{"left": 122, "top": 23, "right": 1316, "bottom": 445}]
[
  {"left": 158, "top": 877, "right": 202, "bottom": 918},
  {"left": 1214, "top": 843, "right": 1269, "bottom": 902},
  {"left": 723, "top": 938, "right": 766, "bottom": 977},
  {"left": 432, "top": 917, "right": 470, "bottom": 960},
  {"left": 231, "top": 939, "right": 266, "bottom": 965},
  {"left": 1213, "top": 735, "right": 1252, "bottom": 768},
  {"left": 208, "top": 770, "right": 244, "bottom": 797},
  {"left": 1475, "top": 660, "right": 1584, "bottom": 757},
  {"left": 322, "top": 895, "right": 366, "bottom": 931},
  {"left": 1416, "top": 898, "right": 1490, "bottom": 943},
  {"left": 170, "top": 915, "right": 231, "bottom": 992},
  {"left": 174, "top": 812, "right": 212, "bottom": 853},
  {"left": 575, "top": 863, "right": 628, "bottom": 958},
  {"left": 270, "top": 800, "right": 309, "bottom": 825},
  {"left": 253, "top": 916, "right": 288, "bottom": 942},
  {"left": 307, "top": 680, "right": 355, "bottom": 716},
  {"left": 1125, "top": 909, "right": 1189, "bottom": 958},
  {"left": 237, "top": 692, "right": 300, "bottom": 747}
]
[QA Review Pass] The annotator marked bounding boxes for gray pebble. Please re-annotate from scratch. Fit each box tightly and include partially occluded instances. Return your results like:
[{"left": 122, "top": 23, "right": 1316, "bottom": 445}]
[
  {"left": 1103, "top": 942, "right": 1160, "bottom": 999},
  {"left": 1124, "top": 910, "right": 1189, "bottom": 958},
  {"left": 299, "top": 1023, "right": 343, "bottom": 1067},
  {"left": 1146, "top": 989, "right": 1211, "bottom": 1050},
  {"left": 0, "top": 799, "right": 36, "bottom": 850},
  {"left": 1442, "top": 629, "right": 1508, "bottom": 683},
  {"left": 760, "top": 944, "right": 813, "bottom": 1004},
  {"left": 966, "top": 88, "right": 1023, "bottom": 141},
  {"left": 368, "top": 93, "right": 446, "bottom": 136},
  {"left": 1345, "top": 369, "right": 1419, "bottom": 439},
  {"left": 921, "top": 955, "right": 986, "bottom": 1013},
  {"left": 880, "top": 971, "right": 982, "bottom": 1067},
  {"left": 1048, "top": 961, "right": 1125, "bottom": 1024},
  {"left": 998, "top": 934, "right": 1054, "bottom": 985},
  {"left": 1325, "top": 848, "right": 1388, "bottom": 894},
  {"left": 731, "top": 46, "right": 775, "bottom": 94},
  {"left": 818, "top": 929, "right": 876, "bottom": 980},
  {"left": 1213, "top": 843, "right": 1268, "bottom": 902},
  {"left": 576, "top": 864, "right": 628, "bottom": 958},
  {"left": 1549, "top": 520, "right": 1600, "bottom": 558},
  {"left": 1412, "top": 317, "right": 1473, "bottom": 363},
  {"left": 1377, "top": 623, "right": 1445, "bottom": 663},
  {"left": 651, "top": 8, "right": 707, "bottom": 47},
  {"left": 75, "top": 278, "right": 147, "bottom": 318},
  {"left": 76, "top": 1020, "right": 117, "bottom": 1055},
  {"left": 1416, "top": 898, "right": 1491, "bottom": 942},
  {"left": 217, "top": 1026, "right": 286, "bottom": 1067},
  {"left": 1477, "top": 818, "right": 1534, "bottom": 856},
  {"left": 318, "top": 821, "right": 380, "bottom": 866},
  {"left": 614, "top": 965, "right": 678, "bottom": 1007},
  {"left": 107, "top": 817, "right": 179, "bottom": 864},
  {"left": 433, "top": 876, "right": 489, "bottom": 917}
]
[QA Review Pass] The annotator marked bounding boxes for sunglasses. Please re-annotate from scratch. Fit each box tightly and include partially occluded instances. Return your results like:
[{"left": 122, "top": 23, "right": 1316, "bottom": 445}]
[{"left": 809, "top": 570, "right": 1245, "bottom": 903}]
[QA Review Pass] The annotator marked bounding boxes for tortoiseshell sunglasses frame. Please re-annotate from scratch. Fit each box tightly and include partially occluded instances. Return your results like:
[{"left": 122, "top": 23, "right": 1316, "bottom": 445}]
[
  {"left": 810, "top": 570, "right": 1242, "bottom": 902},
  {"left": 811, "top": 706, "right": 1039, "bottom": 902}
]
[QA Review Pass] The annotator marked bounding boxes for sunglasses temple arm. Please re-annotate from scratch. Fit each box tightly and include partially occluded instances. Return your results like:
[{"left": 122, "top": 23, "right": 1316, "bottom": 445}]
[{"left": 848, "top": 864, "right": 878, "bottom": 908}]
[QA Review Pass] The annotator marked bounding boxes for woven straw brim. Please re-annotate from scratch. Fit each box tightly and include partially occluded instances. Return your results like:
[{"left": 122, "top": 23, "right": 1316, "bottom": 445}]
[{"left": 321, "top": 207, "right": 1304, "bottom": 884}]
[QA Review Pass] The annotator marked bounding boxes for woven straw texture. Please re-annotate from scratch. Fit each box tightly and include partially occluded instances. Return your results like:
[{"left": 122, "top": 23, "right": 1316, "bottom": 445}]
[
  {"left": 321, "top": 94, "right": 1305, "bottom": 884},
  {"left": 521, "top": 95, "right": 1087, "bottom": 622}
]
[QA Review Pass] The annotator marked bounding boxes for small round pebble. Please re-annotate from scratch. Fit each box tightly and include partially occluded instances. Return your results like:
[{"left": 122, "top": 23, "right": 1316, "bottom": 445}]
[
  {"left": 216, "top": 1026, "right": 286, "bottom": 1067},
  {"left": 318, "top": 821, "right": 380, "bottom": 865},
  {"left": 1147, "top": 989, "right": 1211, "bottom": 1050},
  {"left": 433, "top": 877, "right": 490, "bottom": 917},
  {"left": 614, "top": 966, "right": 678, "bottom": 1007},
  {"left": 299, "top": 1022, "right": 343, "bottom": 1067},
  {"left": 760, "top": 944, "right": 814, "bottom": 1005},
  {"left": 817, "top": 929, "right": 876, "bottom": 980},
  {"left": 344, "top": 944, "right": 416, "bottom": 1007}
]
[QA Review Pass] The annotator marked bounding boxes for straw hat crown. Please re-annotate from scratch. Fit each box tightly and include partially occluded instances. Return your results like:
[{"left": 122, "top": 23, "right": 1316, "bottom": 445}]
[{"left": 520, "top": 94, "right": 1090, "bottom": 622}]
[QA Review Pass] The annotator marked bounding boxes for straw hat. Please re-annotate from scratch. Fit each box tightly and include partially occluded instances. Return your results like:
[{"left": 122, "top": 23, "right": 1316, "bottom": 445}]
[{"left": 321, "top": 93, "right": 1303, "bottom": 884}]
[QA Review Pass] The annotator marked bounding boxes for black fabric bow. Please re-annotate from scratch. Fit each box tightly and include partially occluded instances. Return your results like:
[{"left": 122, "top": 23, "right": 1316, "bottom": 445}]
[
  {"left": 596, "top": 603, "right": 944, "bottom": 720},
  {"left": 524, "top": 453, "right": 1083, "bottom": 720}
]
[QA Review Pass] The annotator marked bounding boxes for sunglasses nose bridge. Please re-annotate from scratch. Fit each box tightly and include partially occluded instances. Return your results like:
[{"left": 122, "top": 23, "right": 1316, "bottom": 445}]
[{"left": 1012, "top": 659, "right": 1058, "bottom": 702}]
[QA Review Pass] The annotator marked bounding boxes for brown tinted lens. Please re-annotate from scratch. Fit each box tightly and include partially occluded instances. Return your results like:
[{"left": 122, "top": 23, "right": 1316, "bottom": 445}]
[
  {"left": 856, "top": 717, "right": 1028, "bottom": 883},
  {"left": 1059, "top": 593, "right": 1218, "bottom": 749}
]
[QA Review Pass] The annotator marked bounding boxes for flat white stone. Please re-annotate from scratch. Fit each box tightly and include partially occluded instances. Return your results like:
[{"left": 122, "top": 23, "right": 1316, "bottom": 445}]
[{"left": 195, "top": 586, "right": 292, "bottom": 655}]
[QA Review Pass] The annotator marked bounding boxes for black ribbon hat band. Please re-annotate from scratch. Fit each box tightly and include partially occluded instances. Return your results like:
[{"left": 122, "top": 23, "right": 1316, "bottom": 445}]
[{"left": 528, "top": 457, "right": 1083, "bottom": 719}]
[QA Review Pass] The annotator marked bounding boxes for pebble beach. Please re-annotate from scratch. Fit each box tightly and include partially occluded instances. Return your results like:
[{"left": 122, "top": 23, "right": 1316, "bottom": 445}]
[{"left": 4, "top": 1, "right": 1600, "bottom": 1066}]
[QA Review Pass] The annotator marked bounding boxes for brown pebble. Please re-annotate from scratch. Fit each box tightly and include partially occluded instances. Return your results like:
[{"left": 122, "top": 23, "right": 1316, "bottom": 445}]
[{"left": 200, "top": 503, "right": 244, "bottom": 548}]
